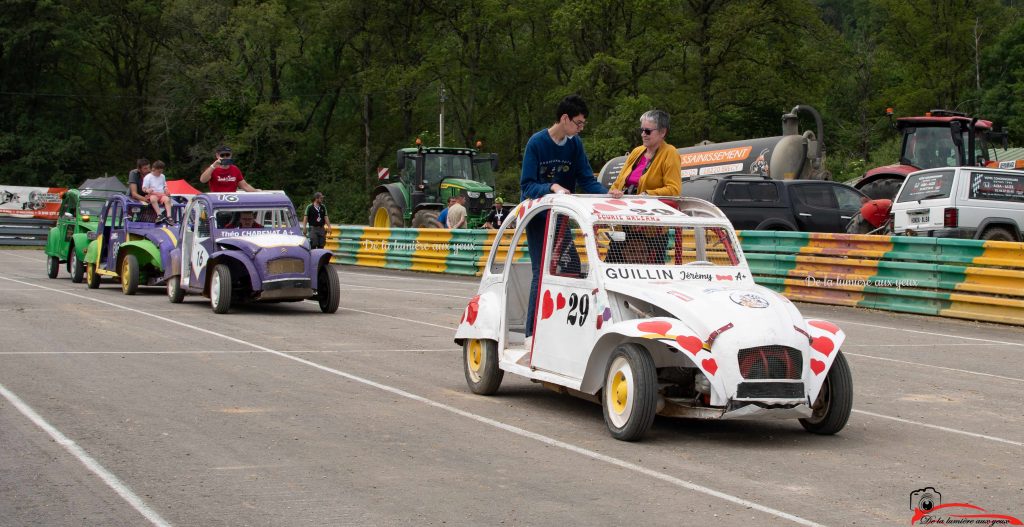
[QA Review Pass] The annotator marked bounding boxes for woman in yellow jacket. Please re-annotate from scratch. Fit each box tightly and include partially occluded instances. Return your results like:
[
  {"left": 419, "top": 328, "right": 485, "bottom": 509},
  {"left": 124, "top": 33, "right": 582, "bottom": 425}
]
[
  {"left": 610, "top": 109, "right": 681, "bottom": 196},
  {"left": 608, "top": 110, "right": 680, "bottom": 263}
]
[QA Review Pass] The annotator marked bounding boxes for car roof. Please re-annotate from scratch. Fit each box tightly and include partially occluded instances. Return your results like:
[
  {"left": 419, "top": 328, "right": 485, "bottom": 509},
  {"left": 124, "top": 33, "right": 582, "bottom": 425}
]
[
  {"left": 199, "top": 191, "right": 295, "bottom": 208},
  {"left": 910, "top": 166, "right": 1024, "bottom": 177},
  {"left": 514, "top": 194, "right": 729, "bottom": 226}
]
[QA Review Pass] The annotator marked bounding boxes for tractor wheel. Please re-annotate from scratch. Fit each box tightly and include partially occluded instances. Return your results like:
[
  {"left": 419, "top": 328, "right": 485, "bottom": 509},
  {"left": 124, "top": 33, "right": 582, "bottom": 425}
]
[
  {"left": 463, "top": 339, "right": 503, "bottom": 395},
  {"left": 858, "top": 178, "right": 902, "bottom": 201},
  {"left": 167, "top": 275, "right": 185, "bottom": 303},
  {"left": 120, "top": 254, "right": 139, "bottom": 295},
  {"left": 800, "top": 351, "right": 853, "bottom": 435},
  {"left": 412, "top": 209, "right": 442, "bottom": 228},
  {"left": 981, "top": 227, "right": 1016, "bottom": 242},
  {"left": 317, "top": 265, "right": 340, "bottom": 314},
  {"left": 845, "top": 213, "right": 871, "bottom": 234},
  {"left": 369, "top": 193, "right": 404, "bottom": 228},
  {"left": 602, "top": 343, "right": 658, "bottom": 441},
  {"left": 210, "top": 264, "right": 232, "bottom": 314},
  {"left": 46, "top": 255, "right": 59, "bottom": 279},
  {"left": 68, "top": 246, "right": 85, "bottom": 283},
  {"left": 86, "top": 263, "right": 100, "bottom": 289}
]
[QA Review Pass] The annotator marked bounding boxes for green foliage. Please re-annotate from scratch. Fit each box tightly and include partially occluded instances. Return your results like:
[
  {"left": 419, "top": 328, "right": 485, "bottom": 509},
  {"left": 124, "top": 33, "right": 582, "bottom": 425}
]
[{"left": 4, "top": 0, "right": 1024, "bottom": 223}]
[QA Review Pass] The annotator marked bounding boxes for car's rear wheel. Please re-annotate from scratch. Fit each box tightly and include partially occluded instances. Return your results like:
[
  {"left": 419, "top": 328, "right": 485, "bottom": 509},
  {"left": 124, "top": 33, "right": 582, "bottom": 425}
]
[
  {"left": 120, "top": 254, "right": 139, "bottom": 295},
  {"left": 800, "top": 351, "right": 853, "bottom": 435},
  {"left": 210, "top": 264, "right": 232, "bottom": 314},
  {"left": 46, "top": 255, "right": 59, "bottom": 279},
  {"left": 69, "top": 246, "right": 84, "bottom": 283},
  {"left": 317, "top": 266, "right": 340, "bottom": 313},
  {"left": 602, "top": 343, "right": 658, "bottom": 441},
  {"left": 463, "top": 339, "right": 503, "bottom": 395},
  {"left": 167, "top": 275, "right": 185, "bottom": 303},
  {"left": 86, "top": 263, "right": 100, "bottom": 289},
  {"left": 981, "top": 227, "right": 1016, "bottom": 242}
]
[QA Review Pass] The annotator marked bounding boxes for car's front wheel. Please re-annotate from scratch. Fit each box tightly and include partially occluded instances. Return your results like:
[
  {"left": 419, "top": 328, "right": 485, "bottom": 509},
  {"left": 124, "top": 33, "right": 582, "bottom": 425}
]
[
  {"left": 120, "top": 254, "right": 139, "bottom": 295},
  {"left": 69, "top": 246, "right": 84, "bottom": 283},
  {"left": 602, "top": 343, "right": 658, "bottom": 441},
  {"left": 46, "top": 255, "right": 59, "bottom": 279},
  {"left": 463, "top": 339, "right": 503, "bottom": 395},
  {"left": 167, "top": 275, "right": 185, "bottom": 303},
  {"left": 317, "top": 266, "right": 340, "bottom": 313},
  {"left": 800, "top": 351, "right": 853, "bottom": 435},
  {"left": 210, "top": 264, "right": 232, "bottom": 314},
  {"left": 86, "top": 263, "right": 100, "bottom": 289}
]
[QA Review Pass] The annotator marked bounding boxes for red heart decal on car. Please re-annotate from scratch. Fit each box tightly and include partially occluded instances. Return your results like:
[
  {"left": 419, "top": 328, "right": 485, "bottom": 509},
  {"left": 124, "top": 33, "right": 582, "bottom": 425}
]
[
  {"left": 466, "top": 296, "right": 480, "bottom": 325},
  {"left": 556, "top": 292, "right": 566, "bottom": 310},
  {"left": 701, "top": 358, "right": 718, "bottom": 376},
  {"left": 631, "top": 199, "right": 646, "bottom": 204},
  {"left": 594, "top": 203, "right": 620, "bottom": 212},
  {"left": 675, "top": 335, "right": 703, "bottom": 355},
  {"left": 810, "top": 359, "right": 826, "bottom": 375},
  {"left": 607, "top": 199, "right": 628, "bottom": 206},
  {"left": 808, "top": 320, "right": 840, "bottom": 334},
  {"left": 541, "top": 290, "right": 554, "bottom": 320},
  {"left": 637, "top": 320, "right": 672, "bottom": 335},
  {"left": 811, "top": 336, "right": 833, "bottom": 356}
]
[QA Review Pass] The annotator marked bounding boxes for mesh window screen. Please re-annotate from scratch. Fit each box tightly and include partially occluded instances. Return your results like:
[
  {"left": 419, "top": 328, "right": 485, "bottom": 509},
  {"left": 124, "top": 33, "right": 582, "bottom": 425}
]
[
  {"left": 548, "top": 214, "right": 588, "bottom": 278},
  {"left": 595, "top": 224, "right": 738, "bottom": 266}
]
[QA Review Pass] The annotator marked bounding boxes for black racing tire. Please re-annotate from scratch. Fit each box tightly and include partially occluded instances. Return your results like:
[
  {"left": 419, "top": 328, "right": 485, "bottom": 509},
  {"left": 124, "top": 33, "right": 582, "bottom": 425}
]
[
  {"left": 602, "top": 343, "right": 658, "bottom": 441},
  {"left": 857, "top": 178, "right": 903, "bottom": 201},
  {"left": 800, "top": 351, "right": 853, "bottom": 435},
  {"left": 69, "top": 246, "right": 85, "bottom": 283},
  {"left": 46, "top": 255, "right": 59, "bottom": 279},
  {"left": 980, "top": 226, "right": 1016, "bottom": 242},
  {"left": 210, "top": 264, "right": 232, "bottom": 314},
  {"left": 317, "top": 265, "right": 340, "bottom": 314},
  {"left": 369, "top": 192, "right": 404, "bottom": 228},
  {"left": 167, "top": 275, "right": 185, "bottom": 303},
  {"left": 86, "top": 263, "right": 100, "bottom": 289},
  {"left": 120, "top": 254, "right": 139, "bottom": 295},
  {"left": 412, "top": 209, "right": 442, "bottom": 228},
  {"left": 463, "top": 339, "right": 503, "bottom": 395},
  {"left": 755, "top": 221, "right": 794, "bottom": 231}
]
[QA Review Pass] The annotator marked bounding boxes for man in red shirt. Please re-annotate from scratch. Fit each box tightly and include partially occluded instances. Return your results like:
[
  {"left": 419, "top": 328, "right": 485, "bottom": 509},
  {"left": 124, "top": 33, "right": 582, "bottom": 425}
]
[{"left": 200, "top": 145, "right": 260, "bottom": 192}]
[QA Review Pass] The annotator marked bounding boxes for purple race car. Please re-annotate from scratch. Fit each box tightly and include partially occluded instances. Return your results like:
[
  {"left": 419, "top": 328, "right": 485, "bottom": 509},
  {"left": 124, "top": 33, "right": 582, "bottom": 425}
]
[{"left": 166, "top": 192, "right": 340, "bottom": 314}]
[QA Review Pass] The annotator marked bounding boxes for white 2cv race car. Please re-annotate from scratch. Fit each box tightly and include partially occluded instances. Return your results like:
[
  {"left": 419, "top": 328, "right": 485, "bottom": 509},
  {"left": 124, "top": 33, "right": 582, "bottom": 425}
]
[{"left": 455, "top": 195, "right": 852, "bottom": 441}]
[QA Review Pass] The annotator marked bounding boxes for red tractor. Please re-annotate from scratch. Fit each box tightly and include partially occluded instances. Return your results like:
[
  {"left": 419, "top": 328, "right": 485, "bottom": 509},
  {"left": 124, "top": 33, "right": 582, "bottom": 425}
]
[{"left": 850, "top": 109, "right": 1005, "bottom": 200}]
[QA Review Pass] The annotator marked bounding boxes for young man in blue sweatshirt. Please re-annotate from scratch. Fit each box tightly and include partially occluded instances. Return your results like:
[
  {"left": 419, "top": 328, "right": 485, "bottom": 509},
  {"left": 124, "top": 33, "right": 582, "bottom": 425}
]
[{"left": 519, "top": 94, "right": 620, "bottom": 349}]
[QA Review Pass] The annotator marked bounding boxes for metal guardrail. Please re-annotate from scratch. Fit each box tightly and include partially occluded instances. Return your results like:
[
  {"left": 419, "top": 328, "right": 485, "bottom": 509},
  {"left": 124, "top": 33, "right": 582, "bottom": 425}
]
[
  {"left": 327, "top": 226, "right": 1024, "bottom": 326},
  {"left": 0, "top": 217, "right": 53, "bottom": 246}
]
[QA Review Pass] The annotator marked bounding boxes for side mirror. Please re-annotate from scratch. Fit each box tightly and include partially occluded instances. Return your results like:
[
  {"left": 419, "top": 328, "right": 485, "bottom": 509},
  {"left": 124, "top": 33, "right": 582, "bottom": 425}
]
[
  {"left": 491, "top": 155, "right": 499, "bottom": 171},
  {"left": 396, "top": 151, "right": 406, "bottom": 170},
  {"left": 608, "top": 231, "right": 626, "bottom": 242}
]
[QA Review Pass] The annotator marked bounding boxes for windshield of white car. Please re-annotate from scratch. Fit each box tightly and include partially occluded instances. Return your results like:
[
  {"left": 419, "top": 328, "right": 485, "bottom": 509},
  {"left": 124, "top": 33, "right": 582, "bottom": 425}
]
[
  {"left": 214, "top": 207, "right": 296, "bottom": 230},
  {"left": 594, "top": 223, "right": 739, "bottom": 266}
]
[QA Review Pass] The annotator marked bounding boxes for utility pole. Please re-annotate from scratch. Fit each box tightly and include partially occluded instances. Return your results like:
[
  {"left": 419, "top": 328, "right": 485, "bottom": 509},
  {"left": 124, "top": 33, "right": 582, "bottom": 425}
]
[{"left": 439, "top": 84, "right": 447, "bottom": 147}]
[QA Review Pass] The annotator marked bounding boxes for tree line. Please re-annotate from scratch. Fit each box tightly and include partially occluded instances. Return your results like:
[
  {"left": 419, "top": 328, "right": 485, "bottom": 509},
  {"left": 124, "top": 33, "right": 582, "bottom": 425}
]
[{"left": 2, "top": 0, "right": 1022, "bottom": 222}]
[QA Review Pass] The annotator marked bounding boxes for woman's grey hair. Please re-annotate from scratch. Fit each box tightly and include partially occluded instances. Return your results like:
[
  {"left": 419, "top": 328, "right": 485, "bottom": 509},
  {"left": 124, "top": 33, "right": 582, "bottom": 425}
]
[{"left": 640, "top": 109, "right": 670, "bottom": 130}]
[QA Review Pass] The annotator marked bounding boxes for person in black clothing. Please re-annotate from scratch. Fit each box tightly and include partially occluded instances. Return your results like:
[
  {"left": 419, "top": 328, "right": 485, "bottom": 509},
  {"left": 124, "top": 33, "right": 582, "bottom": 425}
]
[
  {"left": 128, "top": 158, "right": 150, "bottom": 202},
  {"left": 482, "top": 197, "right": 507, "bottom": 229},
  {"left": 302, "top": 192, "right": 331, "bottom": 249}
]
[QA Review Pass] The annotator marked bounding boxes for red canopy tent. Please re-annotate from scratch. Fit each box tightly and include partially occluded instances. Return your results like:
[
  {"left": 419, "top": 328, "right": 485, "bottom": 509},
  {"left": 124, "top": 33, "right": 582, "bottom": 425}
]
[{"left": 166, "top": 179, "right": 201, "bottom": 195}]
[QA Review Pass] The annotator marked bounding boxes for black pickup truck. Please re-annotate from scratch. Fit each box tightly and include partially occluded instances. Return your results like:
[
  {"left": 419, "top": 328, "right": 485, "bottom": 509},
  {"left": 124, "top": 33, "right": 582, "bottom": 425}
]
[{"left": 681, "top": 175, "right": 868, "bottom": 232}]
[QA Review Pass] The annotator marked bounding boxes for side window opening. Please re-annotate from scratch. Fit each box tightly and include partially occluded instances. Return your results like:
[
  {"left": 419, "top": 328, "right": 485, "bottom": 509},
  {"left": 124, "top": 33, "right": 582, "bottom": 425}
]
[{"left": 548, "top": 213, "right": 588, "bottom": 279}]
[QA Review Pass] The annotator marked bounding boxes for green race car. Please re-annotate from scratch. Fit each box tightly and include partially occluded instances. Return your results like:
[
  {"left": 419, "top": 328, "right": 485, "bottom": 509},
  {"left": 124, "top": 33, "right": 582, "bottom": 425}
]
[{"left": 45, "top": 187, "right": 125, "bottom": 282}]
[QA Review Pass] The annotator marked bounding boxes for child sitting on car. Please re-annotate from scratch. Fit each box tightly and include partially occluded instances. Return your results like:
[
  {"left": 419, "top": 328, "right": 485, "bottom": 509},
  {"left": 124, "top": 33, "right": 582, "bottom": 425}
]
[{"left": 142, "top": 160, "right": 175, "bottom": 225}]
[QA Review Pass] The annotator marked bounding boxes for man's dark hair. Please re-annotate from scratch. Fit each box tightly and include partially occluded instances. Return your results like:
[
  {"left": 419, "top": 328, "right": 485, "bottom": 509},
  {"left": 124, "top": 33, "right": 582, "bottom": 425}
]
[
  {"left": 137, "top": 158, "right": 150, "bottom": 170},
  {"left": 555, "top": 94, "right": 588, "bottom": 121},
  {"left": 152, "top": 160, "right": 165, "bottom": 169}
]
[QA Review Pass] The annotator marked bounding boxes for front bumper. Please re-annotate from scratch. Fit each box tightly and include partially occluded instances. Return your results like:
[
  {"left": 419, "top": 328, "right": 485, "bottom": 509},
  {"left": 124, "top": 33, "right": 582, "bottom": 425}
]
[{"left": 899, "top": 226, "right": 975, "bottom": 238}]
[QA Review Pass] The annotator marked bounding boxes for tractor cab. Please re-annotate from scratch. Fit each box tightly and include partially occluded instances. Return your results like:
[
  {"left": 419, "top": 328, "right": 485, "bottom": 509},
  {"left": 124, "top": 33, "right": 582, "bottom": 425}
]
[{"left": 897, "top": 111, "right": 993, "bottom": 170}]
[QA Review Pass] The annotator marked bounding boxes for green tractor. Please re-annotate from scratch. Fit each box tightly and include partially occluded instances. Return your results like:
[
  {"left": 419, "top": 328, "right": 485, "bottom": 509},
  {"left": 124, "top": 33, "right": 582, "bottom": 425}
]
[{"left": 370, "top": 144, "right": 499, "bottom": 228}]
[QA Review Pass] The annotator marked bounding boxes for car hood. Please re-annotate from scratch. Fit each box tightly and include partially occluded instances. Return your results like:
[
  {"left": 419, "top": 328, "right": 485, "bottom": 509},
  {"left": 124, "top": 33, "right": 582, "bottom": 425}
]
[
  {"left": 216, "top": 234, "right": 309, "bottom": 255},
  {"left": 604, "top": 280, "right": 804, "bottom": 340}
]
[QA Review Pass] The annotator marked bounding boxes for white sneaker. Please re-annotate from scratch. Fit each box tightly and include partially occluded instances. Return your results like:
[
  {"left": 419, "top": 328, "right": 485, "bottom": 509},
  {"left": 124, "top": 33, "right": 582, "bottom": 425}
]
[{"left": 524, "top": 336, "right": 533, "bottom": 349}]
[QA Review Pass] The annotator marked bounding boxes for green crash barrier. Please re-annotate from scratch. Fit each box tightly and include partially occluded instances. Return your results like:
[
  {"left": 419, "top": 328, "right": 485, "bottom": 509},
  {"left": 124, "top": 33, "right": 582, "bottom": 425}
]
[{"left": 327, "top": 226, "right": 1024, "bottom": 326}]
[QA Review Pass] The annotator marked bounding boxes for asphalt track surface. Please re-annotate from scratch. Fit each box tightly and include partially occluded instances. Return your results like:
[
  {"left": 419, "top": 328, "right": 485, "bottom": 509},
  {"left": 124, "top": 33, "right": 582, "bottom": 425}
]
[{"left": 1, "top": 248, "right": 1022, "bottom": 526}]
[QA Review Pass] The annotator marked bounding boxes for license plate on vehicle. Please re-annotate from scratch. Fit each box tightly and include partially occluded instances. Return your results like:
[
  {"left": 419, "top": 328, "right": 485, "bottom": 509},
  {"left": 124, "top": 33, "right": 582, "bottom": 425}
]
[{"left": 910, "top": 215, "right": 929, "bottom": 224}]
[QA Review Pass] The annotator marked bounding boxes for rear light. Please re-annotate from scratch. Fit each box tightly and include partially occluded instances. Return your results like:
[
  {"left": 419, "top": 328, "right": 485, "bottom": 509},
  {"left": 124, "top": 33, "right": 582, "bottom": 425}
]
[{"left": 944, "top": 207, "right": 958, "bottom": 228}]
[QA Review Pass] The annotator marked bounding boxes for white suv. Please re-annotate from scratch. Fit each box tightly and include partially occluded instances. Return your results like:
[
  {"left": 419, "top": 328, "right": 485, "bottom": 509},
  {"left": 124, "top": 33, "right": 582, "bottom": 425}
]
[{"left": 892, "top": 167, "right": 1024, "bottom": 241}]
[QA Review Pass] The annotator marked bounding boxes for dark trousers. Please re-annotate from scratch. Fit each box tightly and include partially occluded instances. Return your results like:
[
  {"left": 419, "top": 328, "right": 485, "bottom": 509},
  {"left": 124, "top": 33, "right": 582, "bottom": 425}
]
[
  {"left": 309, "top": 226, "right": 327, "bottom": 249},
  {"left": 524, "top": 211, "right": 547, "bottom": 338}
]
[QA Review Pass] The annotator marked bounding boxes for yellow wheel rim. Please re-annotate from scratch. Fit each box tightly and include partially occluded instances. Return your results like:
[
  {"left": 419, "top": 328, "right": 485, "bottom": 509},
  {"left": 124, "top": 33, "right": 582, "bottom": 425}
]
[
  {"left": 611, "top": 371, "right": 628, "bottom": 414},
  {"left": 373, "top": 208, "right": 391, "bottom": 227},
  {"left": 468, "top": 340, "right": 483, "bottom": 372},
  {"left": 121, "top": 259, "right": 130, "bottom": 289},
  {"left": 87, "top": 264, "right": 93, "bottom": 281}
]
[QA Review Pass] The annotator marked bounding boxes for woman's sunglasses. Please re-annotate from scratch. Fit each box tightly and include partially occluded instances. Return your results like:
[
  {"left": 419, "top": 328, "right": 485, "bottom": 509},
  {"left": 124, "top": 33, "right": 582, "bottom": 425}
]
[{"left": 639, "top": 127, "right": 658, "bottom": 135}]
